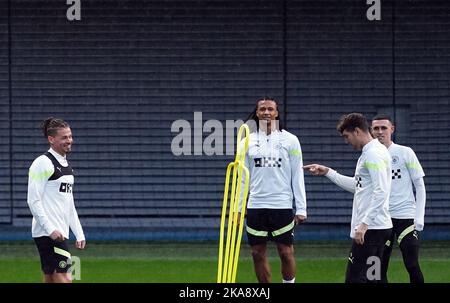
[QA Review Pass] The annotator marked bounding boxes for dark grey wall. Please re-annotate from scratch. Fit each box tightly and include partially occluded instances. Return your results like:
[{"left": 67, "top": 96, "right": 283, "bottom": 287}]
[
  {"left": 1, "top": 1, "right": 449, "bottom": 236},
  {"left": 0, "top": 1, "right": 11, "bottom": 224}
]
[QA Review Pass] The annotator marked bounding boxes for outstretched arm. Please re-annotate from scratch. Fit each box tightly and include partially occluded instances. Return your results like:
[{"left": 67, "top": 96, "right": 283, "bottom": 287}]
[{"left": 304, "top": 164, "right": 355, "bottom": 193}]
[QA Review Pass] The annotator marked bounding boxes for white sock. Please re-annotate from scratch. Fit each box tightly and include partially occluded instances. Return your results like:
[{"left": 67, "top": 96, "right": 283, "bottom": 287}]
[{"left": 282, "top": 278, "right": 295, "bottom": 283}]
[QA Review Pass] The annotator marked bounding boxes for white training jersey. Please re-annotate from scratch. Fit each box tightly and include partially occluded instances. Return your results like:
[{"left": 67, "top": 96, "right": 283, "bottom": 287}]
[
  {"left": 326, "top": 139, "right": 392, "bottom": 238},
  {"left": 27, "top": 148, "right": 85, "bottom": 241},
  {"left": 240, "top": 129, "right": 307, "bottom": 216},
  {"left": 388, "top": 143, "right": 425, "bottom": 219}
]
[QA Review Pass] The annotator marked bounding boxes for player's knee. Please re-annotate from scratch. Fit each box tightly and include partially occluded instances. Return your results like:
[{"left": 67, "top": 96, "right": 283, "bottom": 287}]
[
  {"left": 251, "top": 248, "right": 266, "bottom": 262},
  {"left": 404, "top": 259, "right": 420, "bottom": 272},
  {"left": 51, "top": 273, "right": 72, "bottom": 283},
  {"left": 402, "top": 252, "right": 420, "bottom": 271},
  {"left": 278, "top": 248, "right": 294, "bottom": 263},
  {"left": 400, "top": 245, "right": 420, "bottom": 269}
]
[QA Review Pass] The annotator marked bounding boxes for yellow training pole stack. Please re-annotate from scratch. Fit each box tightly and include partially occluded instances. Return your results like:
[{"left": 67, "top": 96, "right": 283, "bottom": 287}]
[{"left": 217, "top": 124, "right": 250, "bottom": 283}]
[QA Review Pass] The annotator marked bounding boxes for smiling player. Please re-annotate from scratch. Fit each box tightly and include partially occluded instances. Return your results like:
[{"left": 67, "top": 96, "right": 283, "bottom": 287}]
[
  {"left": 372, "top": 114, "right": 426, "bottom": 283},
  {"left": 27, "top": 117, "right": 86, "bottom": 283}
]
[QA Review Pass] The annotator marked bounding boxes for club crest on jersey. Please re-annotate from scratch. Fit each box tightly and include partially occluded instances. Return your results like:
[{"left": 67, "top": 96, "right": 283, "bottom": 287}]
[
  {"left": 275, "top": 142, "right": 283, "bottom": 150},
  {"left": 59, "top": 182, "right": 73, "bottom": 193},
  {"left": 254, "top": 157, "right": 282, "bottom": 168},
  {"left": 392, "top": 156, "right": 399, "bottom": 164}
]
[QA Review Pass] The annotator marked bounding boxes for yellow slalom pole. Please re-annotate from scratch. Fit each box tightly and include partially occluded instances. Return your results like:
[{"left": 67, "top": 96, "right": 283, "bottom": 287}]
[
  {"left": 231, "top": 164, "right": 249, "bottom": 282},
  {"left": 230, "top": 124, "right": 250, "bottom": 282},
  {"left": 223, "top": 161, "right": 238, "bottom": 282},
  {"left": 217, "top": 162, "right": 234, "bottom": 283},
  {"left": 217, "top": 124, "right": 250, "bottom": 283},
  {"left": 226, "top": 162, "right": 241, "bottom": 282}
]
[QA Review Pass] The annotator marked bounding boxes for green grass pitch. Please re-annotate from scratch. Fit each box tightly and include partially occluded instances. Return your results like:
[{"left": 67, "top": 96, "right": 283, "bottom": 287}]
[{"left": 1, "top": 241, "right": 449, "bottom": 283}]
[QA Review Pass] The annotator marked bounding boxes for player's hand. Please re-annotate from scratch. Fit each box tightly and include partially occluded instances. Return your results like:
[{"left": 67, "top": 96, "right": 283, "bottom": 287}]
[
  {"left": 354, "top": 223, "right": 368, "bottom": 245},
  {"left": 76, "top": 240, "right": 86, "bottom": 250},
  {"left": 49, "top": 230, "right": 65, "bottom": 242},
  {"left": 294, "top": 215, "right": 306, "bottom": 225},
  {"left": 414, "top": 220, "right": 424, "bottom": 232},
  {"left": 303, "top": 164, "right": 329, "bottom": 176}
]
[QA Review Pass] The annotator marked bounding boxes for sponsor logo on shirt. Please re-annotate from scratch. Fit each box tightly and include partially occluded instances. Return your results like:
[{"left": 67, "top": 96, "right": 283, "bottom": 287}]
[
  {"left": 392, "top": 169, "right": 401, "bottom": 179},
  {"left": 254, "top": 157, "right": 282, "bottom": 168},
  {"left": 59, "top": 182, "right": 73, "bottom": 193}
]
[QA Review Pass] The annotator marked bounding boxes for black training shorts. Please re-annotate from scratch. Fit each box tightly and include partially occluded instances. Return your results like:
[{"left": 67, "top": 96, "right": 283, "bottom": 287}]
[
  {"left": 34, "top": 236, "right": 71, "bottom": 274},
  {"left": 246, "top": 208, "right": 295, "bottom": 246}
]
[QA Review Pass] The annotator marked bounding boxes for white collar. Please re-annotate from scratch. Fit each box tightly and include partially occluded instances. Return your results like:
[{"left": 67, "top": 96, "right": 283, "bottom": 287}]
[
  {"left": 387, "top": 142, "right": 396, "bottom": 150},
  {"left": 258, "top": 129, "right": 280, "bottom": 137},
  {"left": 362, "top": 138, "right": 378, "bottom": 153}
]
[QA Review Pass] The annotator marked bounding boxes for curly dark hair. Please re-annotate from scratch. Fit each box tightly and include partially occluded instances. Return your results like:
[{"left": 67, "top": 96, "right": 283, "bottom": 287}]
[
  {"left": 245, "top": 96, "right": 284, "bottom": 132},
  {"left": 336, "top": 113, "right": 370, "bottom": 134}
]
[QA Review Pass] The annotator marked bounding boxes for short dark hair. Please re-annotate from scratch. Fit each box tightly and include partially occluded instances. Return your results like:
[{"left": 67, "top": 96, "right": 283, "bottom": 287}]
[
  {"left": 40, "top": 117, "right": 70, "bottom": 138},
  {"left": 245, "top": 96, "right": 284, "bottom": 132},
  {"left": 336, "top": 113, "right": 370, "bottom": 134},
  {"left": 372, "top": 114, "right": 394, "bottom": 124}
]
